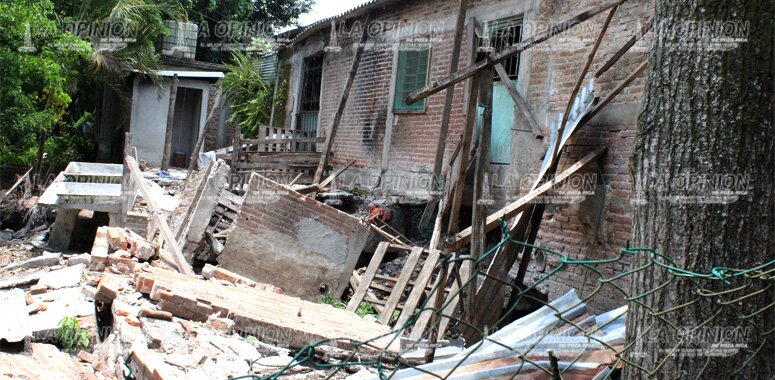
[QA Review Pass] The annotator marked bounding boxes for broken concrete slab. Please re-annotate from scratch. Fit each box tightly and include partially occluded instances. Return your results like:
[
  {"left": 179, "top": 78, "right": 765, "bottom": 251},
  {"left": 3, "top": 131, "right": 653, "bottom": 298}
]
[
  {"left": 218, "top": 173, "right": 369, "bottom": 300},
  {"left": 28, "top": 287, "right": 95, "bottom": 341},
  {"left": 134, "top": 267, "right": 399, "bottom": 354},
  {"left": 2, "top": 252, "right": 60, "bottom": 271},
  {"left": 36, "top": 263, "right": 84, "bottom": 290},
  {"left": 0, "top": 289, "right": 32, "bottom": 344},
  {"left": 0, "top": 343, "right": 94, "bottom": 379}
]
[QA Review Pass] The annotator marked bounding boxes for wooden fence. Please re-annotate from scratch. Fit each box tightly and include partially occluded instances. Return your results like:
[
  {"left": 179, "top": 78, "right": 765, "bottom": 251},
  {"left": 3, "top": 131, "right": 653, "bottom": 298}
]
[{"left": 229, "top": 126, "right": 326, "bottom": 192}]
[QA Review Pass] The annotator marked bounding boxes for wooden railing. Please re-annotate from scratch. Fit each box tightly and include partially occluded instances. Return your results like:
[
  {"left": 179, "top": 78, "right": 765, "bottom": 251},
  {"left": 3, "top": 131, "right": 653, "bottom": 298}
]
[{"left": 229, "top": 127, "right": 327, "bottom": 192}]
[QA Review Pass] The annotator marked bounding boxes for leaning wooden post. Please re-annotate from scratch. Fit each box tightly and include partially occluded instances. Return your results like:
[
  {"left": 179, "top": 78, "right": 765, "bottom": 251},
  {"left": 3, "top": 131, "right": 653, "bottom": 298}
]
[
  {"left": 447, "top": 17, "right": 480, "bottom": 235},
  {"left": 161, "top": 74, "right": 179, "bottom": 170},
  {"left": 187, "top": 90, "right": 223, "bottom": 179},
  {"left": 419, "top": 0, "right": 470, "bottom": 228},
  {"left": 313, "top": 14, "right": 373, "bottom": 185},
  {"left": 552, "top": 5, "right": 617, "bottom": 159},
  {"left": 405, "top": 0, "right": 624, "bottom": 104},
  {"left": 125, "top": 155, "right": 193, "bottom": 275}
]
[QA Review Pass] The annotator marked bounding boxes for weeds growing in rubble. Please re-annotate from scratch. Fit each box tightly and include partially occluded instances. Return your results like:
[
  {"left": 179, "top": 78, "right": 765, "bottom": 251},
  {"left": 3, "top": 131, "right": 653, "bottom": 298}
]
[{"left": 55, "top": 316, "right": 90, "bottom": 351}]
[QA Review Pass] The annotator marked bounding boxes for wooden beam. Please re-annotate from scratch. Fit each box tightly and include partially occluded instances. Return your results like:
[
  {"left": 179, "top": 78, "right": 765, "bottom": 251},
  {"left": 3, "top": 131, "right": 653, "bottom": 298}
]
[
  {"left": 378, "top": 246, "right": 424, "bottom": 324},
  {"left": 0, "top": 168, "right": 32, "bottom": 203},
  {"left": 117, "top": 133, "right": 136, "bottom": 227},
  {"left": 392, "top": 249, "right": 441, "bottom": 328},
  {"left": 580, "top": 60, "right": 648, "bottom": 126},
  {"left": 187, "top": 90, "right": 223, "bottom": 178},
  {"left": 161, "top": 74, "right": 179, "bottom": 171},
  {"left": 552, "top": 6, "right": 617, "bottom": 159},
  {"left": 492, "top": 63, "right": 543, "bottom": 137},
  {"left": 595, "top": 18, "right": 653, "bottom": 78},
  {"left": 175, "top": 159, "right": 216, "bottom": 243},
  {"left": 447, "top": 17, "right": 481, "bottom": 235},
  {"left": 471, "top": 70, "right": 493, "bottom": 263},
  {"left": 230, "top": 123, "right": 241, "bottom": 190},
  {"left": 406, "top": 0, "right": 625, "bottom": 104},
  {"left": 452, "top": 146, "right": 607, "bottom": 247},
  {"left": 431, "top": 0, "right": 470, "bottom": 188},
  {"left": 367, "top": 223, "right": 413, "bottom": 250},
  {"left": 379, "top": 44, "right": 401, "bottom": 178},
  {"left": 347, "top": 242, "right": 389, "bottom": 312},
  {"left": 318, "top": 159, "right": 356, "bottom": 189},
  {"left": 313, "top": 13, "right": 373, "bottom": 184},
  {"left": 125, "top": 156, "right": 193, "bottom": 275}
]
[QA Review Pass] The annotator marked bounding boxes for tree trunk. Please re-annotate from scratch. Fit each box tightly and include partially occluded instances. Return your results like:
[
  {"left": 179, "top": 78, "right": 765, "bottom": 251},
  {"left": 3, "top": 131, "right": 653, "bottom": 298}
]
[{"left": 625, "top": 1, "right": 773, "bottom": 379}]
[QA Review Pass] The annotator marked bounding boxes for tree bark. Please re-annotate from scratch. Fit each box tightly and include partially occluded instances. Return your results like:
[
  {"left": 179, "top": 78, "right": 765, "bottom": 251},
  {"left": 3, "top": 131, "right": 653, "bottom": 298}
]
[{"left": 625, "top": 1, "right": 773, "bottom": 379}]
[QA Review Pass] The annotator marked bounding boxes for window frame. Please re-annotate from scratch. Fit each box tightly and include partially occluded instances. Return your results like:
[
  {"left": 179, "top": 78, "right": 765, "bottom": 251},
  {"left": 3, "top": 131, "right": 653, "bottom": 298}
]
[
  {"left": 485, "top": 16, "right": 523, "bottom": 83},
  {"left": 392, "top": 38, "right": 432, "bottom": 114}
]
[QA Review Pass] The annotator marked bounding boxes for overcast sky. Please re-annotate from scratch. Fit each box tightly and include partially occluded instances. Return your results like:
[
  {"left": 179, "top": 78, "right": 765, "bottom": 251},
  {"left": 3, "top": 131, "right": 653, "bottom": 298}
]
[{"left": 297, "top": 0, "right": 372, "bottom": 26}]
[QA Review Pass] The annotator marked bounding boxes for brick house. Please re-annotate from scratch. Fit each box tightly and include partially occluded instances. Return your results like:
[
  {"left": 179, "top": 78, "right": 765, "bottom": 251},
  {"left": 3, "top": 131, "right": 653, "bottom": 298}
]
[{"left": 276, "top": 0, "right": 651, "bottom": 311}]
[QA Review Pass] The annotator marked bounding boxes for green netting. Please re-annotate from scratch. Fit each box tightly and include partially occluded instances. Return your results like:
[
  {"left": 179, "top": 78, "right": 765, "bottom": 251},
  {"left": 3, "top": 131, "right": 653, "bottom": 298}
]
[{"left": 234, "top": 219, "right": 773, "bottom": 379}]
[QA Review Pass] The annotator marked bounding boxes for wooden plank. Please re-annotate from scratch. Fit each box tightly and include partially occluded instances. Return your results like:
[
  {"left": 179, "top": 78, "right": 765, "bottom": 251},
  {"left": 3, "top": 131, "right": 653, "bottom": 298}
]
[
  {"left": 409, "top": 260, "right": 456, "bottom": 341},
  {"left": 378, "top": 246, "right": 424, "bottom": 324},
  {"left": 492, "top": 63, "right": 542, "bottom": 137},
  {"left": 430, "top": 0, "right": 470, "bottom": 189},
  {"left": 1, "top": 168, "right": 32, "bottom": 202},
  {"left": 313, "top": 13, "right": 374, "bottom": 184},
  {"left": 346, "top": 242, "right": 389, "bottom": 312},
  {"left": 379, "top": 43, "right": 401, "bottom": 175},
  {"left": 161, "top": 74, "right": 178, "bottom": 170},
  {"left": 405, "top": 0, "right": 624, "bottom": 104},
  {"left": 174, "top": 160, "right": 215, "bottom": 243},
  {"left": 230, "top": 125, "right": 241, "bottom": 190},
  {"left": 318, "top": 159, "right": 356, "bottom": 189},
  {"left": 452, "top": 146, "right": 607, "bottom": 247},
  {"left": 125, "top": 156, "right": 193, "bottom": 275},
  {"left": 187, "top": 90, "right": 223, "bottom": 178},
  {"left": 595, "top": 18, "right": 653, "bottom": 78},
  {"left": 448, "top": 17, "right": 481, "bottom": 235},
  {"left": 394, "top": 249, "right": 441, "bottom": 328},
  {"left": 579, "top": 60, "right": 648, "bottom": 127},
  {"left": 553, "top": 5, "right": 617, "bottom": 159},
  {"left": 117, "top": 133, "right": 136, "bottom": 227},
  {"left": 471, "top": 69, "right": 494, "bottom": 264},
  {"left": 240, "top": 137, "right": 325, "bottom": 145}
]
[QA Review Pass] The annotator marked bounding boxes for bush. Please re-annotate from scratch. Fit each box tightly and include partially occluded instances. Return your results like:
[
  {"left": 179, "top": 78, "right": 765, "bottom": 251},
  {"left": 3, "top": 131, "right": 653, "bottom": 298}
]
[{"left": 55, "top": 316, "right": 90, "bottom": 351}]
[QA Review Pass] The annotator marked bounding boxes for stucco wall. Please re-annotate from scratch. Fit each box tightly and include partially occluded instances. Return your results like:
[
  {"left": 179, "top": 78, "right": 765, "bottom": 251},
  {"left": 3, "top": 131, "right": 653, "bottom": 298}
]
[{"left": 129, "top": 77, "right": 211, "bottom": 167}]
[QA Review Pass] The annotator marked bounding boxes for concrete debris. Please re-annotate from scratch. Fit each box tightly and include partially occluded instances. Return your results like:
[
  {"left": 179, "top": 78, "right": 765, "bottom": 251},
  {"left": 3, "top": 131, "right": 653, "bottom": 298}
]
[
  {"left": 36, "top": 263, "right": 84, "bottom": 290},
  {"left": 0, "top": 289, "right": 32, "bottom": 344},
  {"left": 2, "top": 252, "right": 60, "bottom": 271}
]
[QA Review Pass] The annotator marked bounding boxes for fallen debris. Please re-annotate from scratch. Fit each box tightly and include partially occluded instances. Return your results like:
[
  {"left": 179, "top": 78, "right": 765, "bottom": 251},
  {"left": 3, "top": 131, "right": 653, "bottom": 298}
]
[
  {"left": 218, "top": 173, "right": 369, "bottom": 300},
  {"left": 133, "top": 266, "right": 399, "bottom": 353}
]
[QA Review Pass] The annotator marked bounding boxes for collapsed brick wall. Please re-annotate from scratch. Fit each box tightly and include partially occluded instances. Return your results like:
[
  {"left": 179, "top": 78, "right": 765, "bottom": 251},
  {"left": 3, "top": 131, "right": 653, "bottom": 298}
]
[{"left": 217, "top": 174, "right": 370, "bottom": 301}]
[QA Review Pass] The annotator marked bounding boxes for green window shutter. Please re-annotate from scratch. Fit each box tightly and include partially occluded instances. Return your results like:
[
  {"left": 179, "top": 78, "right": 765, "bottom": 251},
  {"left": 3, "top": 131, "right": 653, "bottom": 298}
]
[{"left": 394, "top": 42, "right": 430, "bottom": 112}]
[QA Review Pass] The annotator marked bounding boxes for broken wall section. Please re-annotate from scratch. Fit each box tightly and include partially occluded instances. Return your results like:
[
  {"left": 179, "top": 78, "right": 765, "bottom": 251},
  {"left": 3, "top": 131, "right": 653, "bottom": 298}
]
[{"left": 218, "top": 173, "right": 369, "bottom": 300}]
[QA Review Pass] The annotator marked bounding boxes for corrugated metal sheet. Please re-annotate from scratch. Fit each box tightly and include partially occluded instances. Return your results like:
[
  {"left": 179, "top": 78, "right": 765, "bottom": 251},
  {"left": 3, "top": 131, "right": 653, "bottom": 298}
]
[
  {"left": 287, "top": 0, "right": 401, "bottom": 45},
  {"left": 257, "top": 52, "right": 279, "bottom": 81}
]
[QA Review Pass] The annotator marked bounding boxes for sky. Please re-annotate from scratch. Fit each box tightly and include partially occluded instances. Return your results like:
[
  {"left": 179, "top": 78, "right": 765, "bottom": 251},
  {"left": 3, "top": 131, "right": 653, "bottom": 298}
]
[{"left": 297, "top": 0, "right": 372, "bottom": 26}]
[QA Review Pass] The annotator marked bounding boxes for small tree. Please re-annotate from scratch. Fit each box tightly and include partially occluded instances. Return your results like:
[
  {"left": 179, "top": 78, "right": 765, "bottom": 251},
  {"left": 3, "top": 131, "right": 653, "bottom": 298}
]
[{"left": 221, "top": 51, "right": 275, "bottom": 138}]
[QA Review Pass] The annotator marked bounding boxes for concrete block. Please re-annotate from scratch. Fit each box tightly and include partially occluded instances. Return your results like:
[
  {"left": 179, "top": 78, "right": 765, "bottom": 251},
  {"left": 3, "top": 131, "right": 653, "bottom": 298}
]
[{"left": 218, "top": 174, "right": 369, "bottom": 300}]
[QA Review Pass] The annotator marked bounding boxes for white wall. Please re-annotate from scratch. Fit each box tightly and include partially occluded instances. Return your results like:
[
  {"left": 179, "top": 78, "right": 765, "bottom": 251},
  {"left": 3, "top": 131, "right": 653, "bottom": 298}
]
[{"left": 129, "top": 76, "right": 211, "bottom": 167}]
